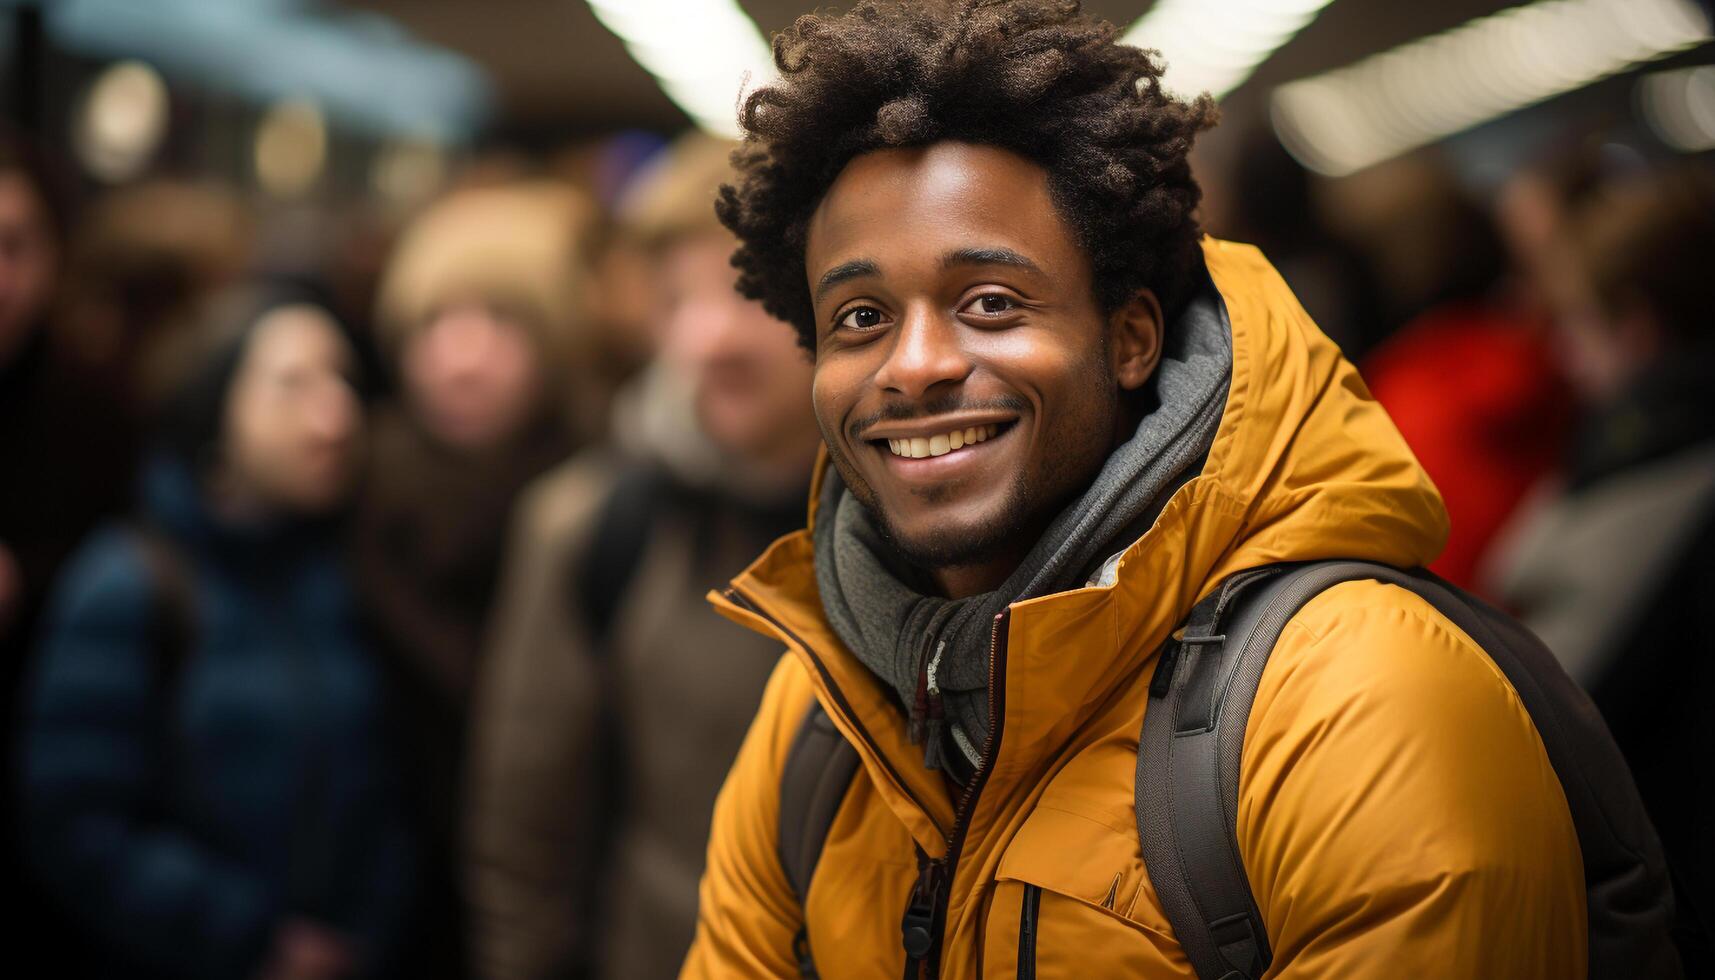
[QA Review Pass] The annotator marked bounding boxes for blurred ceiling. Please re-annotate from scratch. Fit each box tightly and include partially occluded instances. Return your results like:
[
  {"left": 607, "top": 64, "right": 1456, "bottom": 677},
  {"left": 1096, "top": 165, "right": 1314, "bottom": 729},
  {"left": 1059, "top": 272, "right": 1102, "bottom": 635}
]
[{"left": 341, "top": 0, "right": 1603, "bottom": 135}]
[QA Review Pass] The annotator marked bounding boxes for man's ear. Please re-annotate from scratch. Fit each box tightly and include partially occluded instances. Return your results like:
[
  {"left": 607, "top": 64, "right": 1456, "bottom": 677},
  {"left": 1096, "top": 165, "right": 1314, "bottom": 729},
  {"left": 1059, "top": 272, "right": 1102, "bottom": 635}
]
[{"left": 1109, "top": 289, "right": 1163, "bottom": 392}]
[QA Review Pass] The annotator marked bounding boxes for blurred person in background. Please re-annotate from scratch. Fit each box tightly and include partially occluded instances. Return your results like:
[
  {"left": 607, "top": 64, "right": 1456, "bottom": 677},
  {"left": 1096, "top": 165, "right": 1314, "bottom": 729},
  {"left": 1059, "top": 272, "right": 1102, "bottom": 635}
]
[
  {"left": 53, "top": 178, "right": 255, "bottom": 382},
  {"left": 0, "top": 134, "right": 69, "bottom": 698},
  {"left": 21, "top": 287, "right": 416, "bottom": 980},
  {"left": 463, "top": 133, "right": 821, "bottom": 980},
  {"left": 1483, "top": 166, "right": 1715, "bottom": 952},
  {"left": 4, "top": 175, "right": 256, "bottom": 638},
  {"left": 0, "top": 131, "right": 137, "bottom": 963},
  {"left": 351, "top": 180, "right": 601, "bottom": 980},
  {"left": 0, "top": 132, "right": 129, "bottom": 664},
  {"left": 1357, "top": 156, "right": 1573, "bottom": 591}
]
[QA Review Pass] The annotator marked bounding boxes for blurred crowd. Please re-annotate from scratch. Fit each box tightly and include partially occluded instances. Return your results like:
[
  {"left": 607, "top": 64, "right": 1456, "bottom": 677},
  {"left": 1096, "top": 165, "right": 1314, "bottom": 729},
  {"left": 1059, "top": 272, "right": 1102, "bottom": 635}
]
[{"left": 1, "top": 108, "right": 1712, "bottom": 978}]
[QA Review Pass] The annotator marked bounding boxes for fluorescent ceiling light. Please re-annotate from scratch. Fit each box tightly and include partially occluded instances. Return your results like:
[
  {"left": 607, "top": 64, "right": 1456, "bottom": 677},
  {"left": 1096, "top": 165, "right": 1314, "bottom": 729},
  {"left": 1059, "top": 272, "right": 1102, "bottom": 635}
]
[
  {"left": 585, "top": 0, "right": 774, "bottom": 137},
  {"left": 1639, "top": 63, "right": 1715, "bottom": 150},
  {"left": 1271, "top": 0, "right": 1712, "bottom": 177},
  {"left": 596, "top": 0, "right": 1330, "bottom": 138},
  {"left": 1121, "top": 0, "right": 1337, "bottom": 101}
]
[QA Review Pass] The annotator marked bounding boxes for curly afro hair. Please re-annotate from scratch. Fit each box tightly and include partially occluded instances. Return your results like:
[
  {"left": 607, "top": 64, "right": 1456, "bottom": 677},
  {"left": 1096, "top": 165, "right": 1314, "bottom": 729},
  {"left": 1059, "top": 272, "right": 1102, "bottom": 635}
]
[{"left": 717, "top": 0, "right": 1218, "bottom": 354}]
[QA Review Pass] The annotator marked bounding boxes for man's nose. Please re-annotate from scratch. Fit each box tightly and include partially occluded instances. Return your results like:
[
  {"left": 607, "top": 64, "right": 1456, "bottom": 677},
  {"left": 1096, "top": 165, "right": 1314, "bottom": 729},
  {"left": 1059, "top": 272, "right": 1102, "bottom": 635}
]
[{"left": 873, "top": 304, "right": 971, "bottom": 399}]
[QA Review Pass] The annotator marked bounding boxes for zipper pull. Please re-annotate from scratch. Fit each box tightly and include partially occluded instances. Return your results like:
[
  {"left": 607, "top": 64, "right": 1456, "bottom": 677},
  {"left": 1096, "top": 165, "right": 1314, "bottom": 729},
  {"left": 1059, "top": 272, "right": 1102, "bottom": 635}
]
[
  {"left": 910, "top": 639, "right": 947, "bottom": 745},
  {"left": 901, "top": 851, "right": 945, "bottom": 967},
  {"left": 925, "top": 640, "right": 947, "bottom": 715}
]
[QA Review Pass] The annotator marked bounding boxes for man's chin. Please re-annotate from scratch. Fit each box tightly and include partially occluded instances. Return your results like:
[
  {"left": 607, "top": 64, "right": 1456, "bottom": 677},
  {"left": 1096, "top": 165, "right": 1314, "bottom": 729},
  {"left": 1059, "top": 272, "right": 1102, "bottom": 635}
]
[
  {"left": 832, "top": 453, "right": 1032, "bottom": 571},
  {"left": 871, "top": 505, "right": 1028, "bottom": 573}
]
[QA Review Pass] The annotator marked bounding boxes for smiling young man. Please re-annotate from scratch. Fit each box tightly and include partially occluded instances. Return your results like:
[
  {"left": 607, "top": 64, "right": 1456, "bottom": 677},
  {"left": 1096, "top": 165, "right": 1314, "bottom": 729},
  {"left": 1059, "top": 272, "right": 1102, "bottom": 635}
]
[{"left": 681, "top": 3, "right": 1592, "bottom": 978}]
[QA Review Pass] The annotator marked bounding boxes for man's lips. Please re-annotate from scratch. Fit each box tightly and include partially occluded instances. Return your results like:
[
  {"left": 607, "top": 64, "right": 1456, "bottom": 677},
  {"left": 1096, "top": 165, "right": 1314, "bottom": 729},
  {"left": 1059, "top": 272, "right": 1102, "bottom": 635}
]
[
  {"left": 859, "top": 415, "right": 1019, "bottom": 480},
  {"left": 858, "top": 412, "right": 1019, "bottom": 444}
]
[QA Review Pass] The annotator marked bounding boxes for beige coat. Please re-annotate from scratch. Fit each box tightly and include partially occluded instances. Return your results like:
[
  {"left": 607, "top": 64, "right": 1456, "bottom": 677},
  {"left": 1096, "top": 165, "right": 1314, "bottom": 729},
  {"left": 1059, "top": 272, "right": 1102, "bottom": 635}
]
[{"left": 466, "top": 450, "right": 805, "bottom": 980}]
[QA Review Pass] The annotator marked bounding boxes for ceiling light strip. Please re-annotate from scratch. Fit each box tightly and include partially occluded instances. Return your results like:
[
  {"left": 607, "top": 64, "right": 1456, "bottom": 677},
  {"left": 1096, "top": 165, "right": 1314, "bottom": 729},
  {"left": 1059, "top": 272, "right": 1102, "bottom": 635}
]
[
  {"left": 1121, "top": 0, "right": 1338, "bottom": 102},
  {"left": 584, "top": 0, "right": 774, "bottom": 137},
  {"left": 1639, "top": 63, "right": 1715, "bottom": 150},
  {"left": 1271, "top": 0, "right": 1712, "bottom": 177}
]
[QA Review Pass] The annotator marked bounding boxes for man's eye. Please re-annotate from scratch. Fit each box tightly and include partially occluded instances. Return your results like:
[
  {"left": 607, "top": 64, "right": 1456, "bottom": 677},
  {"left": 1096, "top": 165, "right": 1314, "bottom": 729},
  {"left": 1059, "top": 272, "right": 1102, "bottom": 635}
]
[
  {"left": 968, "top": 294, "right": 1016, "bottom": 315},
  {"left": 838, "top": 306, "right": 885, "bottom": 330}
]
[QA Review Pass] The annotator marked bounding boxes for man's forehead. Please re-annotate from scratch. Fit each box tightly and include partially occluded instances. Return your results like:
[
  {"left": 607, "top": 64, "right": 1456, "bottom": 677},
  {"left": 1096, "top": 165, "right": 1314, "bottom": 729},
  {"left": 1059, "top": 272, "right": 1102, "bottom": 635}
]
[{"left": 805, "top": 141, "right": 1070, "bottom": 275}]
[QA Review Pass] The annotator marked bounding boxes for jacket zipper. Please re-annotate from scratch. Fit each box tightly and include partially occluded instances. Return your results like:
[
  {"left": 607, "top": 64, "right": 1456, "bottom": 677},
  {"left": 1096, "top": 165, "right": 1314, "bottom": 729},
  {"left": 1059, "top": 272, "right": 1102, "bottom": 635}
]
[
  {"left": 1016, "top": 883, "right": 1041, "bottom": 980},
  {"left": 908, "top": 609, "right": 1012, "bottom": 979},
  {"left": 725, "top": 586, "right": 1013, "bottom": 980}
]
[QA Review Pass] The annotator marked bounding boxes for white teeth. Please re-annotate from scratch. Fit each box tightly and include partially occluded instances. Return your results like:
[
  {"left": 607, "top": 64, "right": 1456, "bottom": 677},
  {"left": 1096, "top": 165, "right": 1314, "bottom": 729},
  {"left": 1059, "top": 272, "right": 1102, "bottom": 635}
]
[{"left": 884, "top": 423, "right": 1003, "bottom": 458}]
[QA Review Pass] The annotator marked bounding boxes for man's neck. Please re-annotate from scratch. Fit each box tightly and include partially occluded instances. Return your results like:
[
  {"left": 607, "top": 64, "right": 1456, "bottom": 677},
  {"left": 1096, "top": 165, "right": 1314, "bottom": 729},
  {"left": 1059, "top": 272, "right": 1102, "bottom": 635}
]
[
  {"left": 930, "top": 552, "right": 1024, "bottom": 600},
  {"left": 925, "top": 515, "right": 1052, "bottom": 599}
]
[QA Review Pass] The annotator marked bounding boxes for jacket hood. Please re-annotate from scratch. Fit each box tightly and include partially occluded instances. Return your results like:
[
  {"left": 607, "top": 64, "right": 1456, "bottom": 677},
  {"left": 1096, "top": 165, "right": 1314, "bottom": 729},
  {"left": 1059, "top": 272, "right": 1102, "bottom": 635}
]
[{"left": 711, "top": 238, "right": 1448, "bottom": 846}]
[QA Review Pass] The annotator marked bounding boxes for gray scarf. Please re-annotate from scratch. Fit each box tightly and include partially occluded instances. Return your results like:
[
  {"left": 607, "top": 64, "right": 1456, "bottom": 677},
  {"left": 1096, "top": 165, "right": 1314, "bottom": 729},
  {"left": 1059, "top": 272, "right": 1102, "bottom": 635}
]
[{"left": 813, "top": 283, "right": 1233, "bottom": 775}]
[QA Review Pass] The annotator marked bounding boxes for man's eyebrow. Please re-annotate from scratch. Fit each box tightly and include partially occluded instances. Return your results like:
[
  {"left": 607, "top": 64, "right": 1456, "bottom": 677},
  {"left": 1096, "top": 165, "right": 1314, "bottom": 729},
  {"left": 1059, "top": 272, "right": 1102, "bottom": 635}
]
[
  {"left": 943, "top": 246, "right": 1042, "bottom": 275},
  {"left": 814, "top": 259, "right": 881, "bottom": 302}
]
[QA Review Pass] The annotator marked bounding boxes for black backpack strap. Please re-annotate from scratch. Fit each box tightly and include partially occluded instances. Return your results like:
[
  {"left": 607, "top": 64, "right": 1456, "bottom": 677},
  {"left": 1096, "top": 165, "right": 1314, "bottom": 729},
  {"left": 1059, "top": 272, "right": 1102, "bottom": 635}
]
[
  {"left": 1138, "top": 565, "right": 1285, "bottom": 980},
  {"left": 1138, "top": 559, "right": 1680, "bottom": 980},
  {"left": 560, "top": 464, "right": 671, "bottom": 975},
  {"left": 778, "top": 700, "right": 861, "bottom": 979},
  {"left": 574, "top": 464, "right": 669, "bottom": 650}
]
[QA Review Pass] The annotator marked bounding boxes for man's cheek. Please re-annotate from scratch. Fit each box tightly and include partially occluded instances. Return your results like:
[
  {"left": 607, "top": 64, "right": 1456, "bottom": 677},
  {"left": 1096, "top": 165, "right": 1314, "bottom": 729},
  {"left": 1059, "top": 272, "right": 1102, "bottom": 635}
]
[{"left": 810, "top": 377, "right": 851, "bottom": 451}]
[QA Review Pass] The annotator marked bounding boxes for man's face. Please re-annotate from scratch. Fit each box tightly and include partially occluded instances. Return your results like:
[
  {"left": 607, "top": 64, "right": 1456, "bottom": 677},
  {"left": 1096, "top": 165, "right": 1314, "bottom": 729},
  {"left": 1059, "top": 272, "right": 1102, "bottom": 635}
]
[
  {"left": 400, "top": 302, "right": 545, "bottom": 451},
  {"left": 805, "top": 142, "right": 1153, "bottom": 573},
  {"left": 659, "top": 232, "right": 816, "bottom": 466}
]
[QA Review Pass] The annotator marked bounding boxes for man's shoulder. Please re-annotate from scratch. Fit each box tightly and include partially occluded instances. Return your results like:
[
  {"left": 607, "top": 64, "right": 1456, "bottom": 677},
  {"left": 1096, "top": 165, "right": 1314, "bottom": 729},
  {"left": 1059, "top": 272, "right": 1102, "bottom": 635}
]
[
  {"left": 1256, "top": 578, "right": 1536, "bottom": 742},
  {"left": 1241, "top": 577, "right": 1572, "bottom": 863},
  {"left": 1231, "top": 577, "right": 1586, "bottom": 969}
]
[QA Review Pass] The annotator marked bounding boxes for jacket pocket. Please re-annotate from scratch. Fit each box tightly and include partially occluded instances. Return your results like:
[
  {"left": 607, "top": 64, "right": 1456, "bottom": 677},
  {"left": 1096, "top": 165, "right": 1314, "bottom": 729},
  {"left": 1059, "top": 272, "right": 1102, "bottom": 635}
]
[
  {"left": 984, "top": 804, "right": 1187, "bottom": 976},
  {"left": 1016, "top": 883, "right": 1041, "bottom": 979}
]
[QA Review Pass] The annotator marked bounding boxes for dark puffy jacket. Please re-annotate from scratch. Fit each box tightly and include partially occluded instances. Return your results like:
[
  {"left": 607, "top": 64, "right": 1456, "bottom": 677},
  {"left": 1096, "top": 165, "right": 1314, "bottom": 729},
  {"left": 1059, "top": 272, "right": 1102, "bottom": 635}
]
[{"left": 21, "top": 457, "right": 416, "bottom": 979}]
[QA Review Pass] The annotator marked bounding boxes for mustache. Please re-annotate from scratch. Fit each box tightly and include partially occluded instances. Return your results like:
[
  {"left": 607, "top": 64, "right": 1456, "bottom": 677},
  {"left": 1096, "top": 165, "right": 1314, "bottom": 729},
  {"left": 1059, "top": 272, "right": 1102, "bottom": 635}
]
[{"left": 847, "top": 395, "right": 1028, "bottom": 441}]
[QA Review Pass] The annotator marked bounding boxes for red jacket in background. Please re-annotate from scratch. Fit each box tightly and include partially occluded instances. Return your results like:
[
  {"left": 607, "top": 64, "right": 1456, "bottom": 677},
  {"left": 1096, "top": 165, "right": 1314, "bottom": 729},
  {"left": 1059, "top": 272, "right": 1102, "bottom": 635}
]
[{"left": 1364, "top": 304, "right": 1572, "bottom": 592}]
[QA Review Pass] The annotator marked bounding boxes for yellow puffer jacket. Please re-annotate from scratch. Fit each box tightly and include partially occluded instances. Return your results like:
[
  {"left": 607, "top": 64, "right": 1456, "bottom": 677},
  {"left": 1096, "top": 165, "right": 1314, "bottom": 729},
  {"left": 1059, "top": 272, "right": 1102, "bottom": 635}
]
[{"left": 683, "top": 239, "right": 1586, "bottom": 978}]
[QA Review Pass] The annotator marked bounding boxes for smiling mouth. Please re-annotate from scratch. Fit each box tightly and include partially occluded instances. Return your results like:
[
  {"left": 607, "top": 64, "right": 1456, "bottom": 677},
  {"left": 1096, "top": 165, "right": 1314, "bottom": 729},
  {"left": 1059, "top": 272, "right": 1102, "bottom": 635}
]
[
  {"left": 871, "top": 413, "right": 1029, "bottom": 459},
  {"left": 881, "top": 423, "right": 1001, "bottom": 459}
]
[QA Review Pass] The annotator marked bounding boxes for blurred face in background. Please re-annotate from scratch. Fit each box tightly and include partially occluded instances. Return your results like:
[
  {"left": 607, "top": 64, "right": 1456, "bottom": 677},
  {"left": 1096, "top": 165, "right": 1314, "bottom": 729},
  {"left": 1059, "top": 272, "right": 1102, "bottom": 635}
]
[
  {"left": 0, "top": 170, "right": 59, "bottom": 367},
  {"left": 658, "top": 232, "right": 817, "bottom": 470},
  {"left": 400, "top": 301, "right": 545, "bottom": 451},
  {"left": 221, "top": 305, "right": 362, "bottom": 514},
  {"left": 1552, "top": 300, "right": 1656, "bottom": 405}
]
